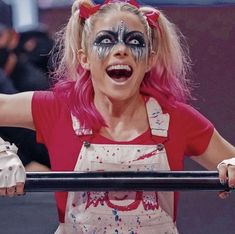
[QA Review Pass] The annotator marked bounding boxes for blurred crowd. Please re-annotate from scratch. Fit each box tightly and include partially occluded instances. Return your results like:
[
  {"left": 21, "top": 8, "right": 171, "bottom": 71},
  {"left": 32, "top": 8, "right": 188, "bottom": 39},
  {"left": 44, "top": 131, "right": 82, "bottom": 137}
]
[{"left": 0, "top": 1, "right": 53, "bottom": 171}]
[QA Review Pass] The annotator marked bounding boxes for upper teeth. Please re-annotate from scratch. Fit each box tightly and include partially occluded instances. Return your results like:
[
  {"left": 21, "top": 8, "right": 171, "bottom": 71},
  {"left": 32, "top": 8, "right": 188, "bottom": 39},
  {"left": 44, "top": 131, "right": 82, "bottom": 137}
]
[{"left": 107, "top": 65, "right": 131, "bottom": 71}]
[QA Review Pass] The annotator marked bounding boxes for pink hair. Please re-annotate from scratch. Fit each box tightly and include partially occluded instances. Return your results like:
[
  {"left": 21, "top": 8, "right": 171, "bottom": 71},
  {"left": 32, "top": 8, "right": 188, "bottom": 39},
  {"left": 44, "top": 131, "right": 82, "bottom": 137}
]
[{"left": 53, "top": 67, "right": 106, "bottom": 131}]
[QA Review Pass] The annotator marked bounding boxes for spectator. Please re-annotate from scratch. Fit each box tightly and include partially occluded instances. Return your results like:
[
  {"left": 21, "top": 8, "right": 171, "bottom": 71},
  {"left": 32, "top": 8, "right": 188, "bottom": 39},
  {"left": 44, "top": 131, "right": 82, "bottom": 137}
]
[
  {"left": 0, "top": 22, "right": 50, "bottom": 92},
  {"left": 16, "top": 25, "right": 54, "bottom": 75}
]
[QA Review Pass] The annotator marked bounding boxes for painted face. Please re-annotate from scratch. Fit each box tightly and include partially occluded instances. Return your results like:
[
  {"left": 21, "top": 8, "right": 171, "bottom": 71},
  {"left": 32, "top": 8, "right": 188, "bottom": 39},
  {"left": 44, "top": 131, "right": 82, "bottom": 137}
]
[
  {"left": 81, "top": 11, "right": 155, "bottom": 101},
  {"left": 92, "top": 21, "right": 148, "bottom": 62}
]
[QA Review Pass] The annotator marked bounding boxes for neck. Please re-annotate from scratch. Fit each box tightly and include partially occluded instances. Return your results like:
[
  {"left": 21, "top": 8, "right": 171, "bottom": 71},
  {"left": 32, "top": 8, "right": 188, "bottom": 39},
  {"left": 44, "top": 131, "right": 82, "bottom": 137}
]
[
  {"left": 95, "top": 93, "right": 143, "bottom": 120},
  {"left": 94, "top": 93, "right": 149, "bottom": 141}
]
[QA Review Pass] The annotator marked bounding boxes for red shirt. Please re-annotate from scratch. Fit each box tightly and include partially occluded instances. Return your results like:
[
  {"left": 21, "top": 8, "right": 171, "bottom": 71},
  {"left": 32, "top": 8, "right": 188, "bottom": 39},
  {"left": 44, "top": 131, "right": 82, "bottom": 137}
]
[{"left": 32, "top": 91, "right": 214, "bottom": 222}]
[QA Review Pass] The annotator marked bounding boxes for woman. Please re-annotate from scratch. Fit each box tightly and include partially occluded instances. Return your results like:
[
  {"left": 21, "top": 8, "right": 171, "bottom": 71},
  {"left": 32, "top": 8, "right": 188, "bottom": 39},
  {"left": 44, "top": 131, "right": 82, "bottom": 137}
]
[{"left": 0, "top": 0, "right": 234, "bottom": 233}]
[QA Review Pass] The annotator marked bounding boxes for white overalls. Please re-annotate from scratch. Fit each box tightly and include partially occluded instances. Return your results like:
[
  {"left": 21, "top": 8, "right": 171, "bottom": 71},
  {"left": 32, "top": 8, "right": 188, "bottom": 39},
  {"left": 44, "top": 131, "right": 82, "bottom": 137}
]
[{"left": 55, "top": 98, "right": 179, "bottom": 234}]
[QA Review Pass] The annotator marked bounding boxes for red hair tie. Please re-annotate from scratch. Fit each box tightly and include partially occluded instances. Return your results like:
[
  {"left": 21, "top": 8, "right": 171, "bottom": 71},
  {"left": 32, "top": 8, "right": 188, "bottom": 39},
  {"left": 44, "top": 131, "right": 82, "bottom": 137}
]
[
  {"left": 79, "top": 4, "right": 101, "bottom": 19},
  {"left": 79, "top": 0, "right": 139, "bottom": 20},
  {"left": 144, "top": 10, "right": 162, "bottom": 36},
  {"left": 144, "top": 11, "right": 160, "bottom": 28}
]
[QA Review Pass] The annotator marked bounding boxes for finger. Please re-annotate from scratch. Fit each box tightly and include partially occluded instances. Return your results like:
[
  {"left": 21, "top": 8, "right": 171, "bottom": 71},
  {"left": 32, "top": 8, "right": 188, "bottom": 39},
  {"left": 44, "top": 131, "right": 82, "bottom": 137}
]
[
  {"left": 227, "top": 165, "right": 235, "bottom": 188},
  {"left": 0, "top": 188, "right": 6, "bottom": 196},
  {"left": 218, "top": 191, "right": 231, "bottom": 199},
  {"left": 218, "top": 163, "right": 228, "bottom": 184},
  {"left": 15, "top": 182, "right": 25, "bottom": 195},
  {"left": 6, "top": 186, "right": 16, "bottom": 197},
  {"left": 15, "top": 165, "right": 26, "bottom": 184},
  {"left": 5, "top": 169, "right": 16, "bottom": 188},
  {"left": 0, "top": 169, "right": 9, "bottom": 187}
]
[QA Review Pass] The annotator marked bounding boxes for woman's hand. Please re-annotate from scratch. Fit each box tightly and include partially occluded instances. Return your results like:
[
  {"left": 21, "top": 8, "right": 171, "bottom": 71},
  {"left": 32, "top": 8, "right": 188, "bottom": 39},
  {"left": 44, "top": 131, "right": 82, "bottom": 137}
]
[
  {"left": 0, "top": 138, "right": 26, "bottom": 196},
  {"left": 217, "top": 158, "right": 235, "bottom": 199}
]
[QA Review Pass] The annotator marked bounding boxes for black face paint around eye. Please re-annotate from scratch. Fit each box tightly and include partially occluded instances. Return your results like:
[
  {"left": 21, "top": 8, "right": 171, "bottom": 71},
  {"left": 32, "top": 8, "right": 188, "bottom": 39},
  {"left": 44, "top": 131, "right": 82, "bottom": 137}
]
[
  {"left": 93, "top": 31, "right": 117, "bottom": 59},
  {"left": 92, "top": 22, "right": 148, "bottom": 61},
  {"left": 124, "top": 31, "right": 147, "bottom": 61}
]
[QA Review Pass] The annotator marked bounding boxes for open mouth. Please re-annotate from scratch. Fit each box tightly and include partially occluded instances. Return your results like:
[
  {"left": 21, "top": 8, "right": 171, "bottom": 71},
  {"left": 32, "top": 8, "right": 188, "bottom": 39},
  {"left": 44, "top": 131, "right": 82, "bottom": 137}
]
[{"left": 106, "top": 64, "right": 133, "bottom": 81}]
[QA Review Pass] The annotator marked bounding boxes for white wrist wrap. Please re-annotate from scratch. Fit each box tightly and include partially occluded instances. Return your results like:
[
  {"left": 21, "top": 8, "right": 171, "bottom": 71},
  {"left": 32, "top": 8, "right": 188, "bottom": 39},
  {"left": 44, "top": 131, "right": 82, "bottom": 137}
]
[
  {"left": 0, "top": 138, "right": 26, "bottom": 188},
  {"left": 217, "top": 158, "right": 235, "bottom": 170}
]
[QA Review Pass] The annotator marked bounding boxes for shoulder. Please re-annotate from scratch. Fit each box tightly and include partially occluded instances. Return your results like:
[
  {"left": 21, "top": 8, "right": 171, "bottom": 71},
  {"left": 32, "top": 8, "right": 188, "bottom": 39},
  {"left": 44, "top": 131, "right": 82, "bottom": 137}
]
[
  {"left": 160, "top": 99, "right": 214, "bottom": 137},
  {"left": 33, "top": 90, "right": 65, "bottom": 108},
  {"left": 146, "top": 94, "right": 212, "bottom": 123},
  {"left": 167, "top": 101, "right": 210, "bottom": 123},
  {"left": 164, "top": 101, "right": 214, "bottom": 156},
  {"left": 33, "top": 90, "right": 55, "bottom": 101},
  {"left": 32, "top": 90, "right": 69, "bottom": 120}
]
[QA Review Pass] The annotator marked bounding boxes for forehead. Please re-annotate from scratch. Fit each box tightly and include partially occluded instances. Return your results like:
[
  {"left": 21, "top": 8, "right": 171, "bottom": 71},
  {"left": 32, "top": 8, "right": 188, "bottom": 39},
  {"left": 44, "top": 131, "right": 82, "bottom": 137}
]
[{"left": 92, "top": 11, "right": 146, "bottom": 35}]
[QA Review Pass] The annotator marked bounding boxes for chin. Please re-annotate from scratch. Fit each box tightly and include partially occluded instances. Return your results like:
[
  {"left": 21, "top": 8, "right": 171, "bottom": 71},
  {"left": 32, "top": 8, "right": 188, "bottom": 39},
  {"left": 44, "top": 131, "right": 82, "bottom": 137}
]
[
  {"left": 106, "top": 90, "right": 136, "bottom": 102},
  {"left": 108, "top": 94, "right": 129, "bottom": 101}
]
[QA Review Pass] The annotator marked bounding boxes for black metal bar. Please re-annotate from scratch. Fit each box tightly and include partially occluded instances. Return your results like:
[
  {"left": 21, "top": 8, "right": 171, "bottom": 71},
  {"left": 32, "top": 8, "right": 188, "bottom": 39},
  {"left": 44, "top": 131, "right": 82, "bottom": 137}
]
[{"left": 24, "top": 171, "right": 230, "bottom": 192}]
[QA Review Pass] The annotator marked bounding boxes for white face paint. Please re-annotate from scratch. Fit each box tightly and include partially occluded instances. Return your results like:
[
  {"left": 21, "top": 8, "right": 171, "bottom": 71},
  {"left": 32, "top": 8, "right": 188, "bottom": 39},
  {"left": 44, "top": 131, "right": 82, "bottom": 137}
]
[{"left": 92, "top": 21, "right": 148, "bottom": 62}]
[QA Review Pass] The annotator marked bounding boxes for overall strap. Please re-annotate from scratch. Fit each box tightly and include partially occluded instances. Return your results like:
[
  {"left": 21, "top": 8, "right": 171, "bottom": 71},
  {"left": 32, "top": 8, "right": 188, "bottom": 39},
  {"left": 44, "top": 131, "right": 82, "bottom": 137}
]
[
  {"left": 146, "top": 97, "right": 170, "bottom": 137},
  {"left": 71, "top": 114, "right": 93, "bottom": 136}
]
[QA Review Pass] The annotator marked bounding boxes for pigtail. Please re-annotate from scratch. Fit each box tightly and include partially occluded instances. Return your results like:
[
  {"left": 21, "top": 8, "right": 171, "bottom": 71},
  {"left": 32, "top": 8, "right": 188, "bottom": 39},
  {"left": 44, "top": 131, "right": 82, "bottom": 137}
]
[
  {"left": 52, "top": 0, "right": 95, "bottom": 81},
  {"left": 140, "top": 6, "right": 192, "bottom": 102},
  {"left": 52, "top": 0, "right": 105, "bottom": 131}
]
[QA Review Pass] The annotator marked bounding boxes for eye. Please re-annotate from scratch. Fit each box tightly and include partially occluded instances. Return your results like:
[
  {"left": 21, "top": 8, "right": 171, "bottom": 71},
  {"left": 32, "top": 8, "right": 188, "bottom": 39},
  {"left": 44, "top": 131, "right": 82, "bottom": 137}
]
[
  {"left": 129, "top": 38, "right": 141, "bottom": 45},
  {"left": 93, "top": 33, "right": 116, "bottom": 46},
  {"left": 125, "top": 32, "right": 146, "bottom": 47},
  {"left": 100, "top": 38, "right": 112, "bottom": 44}
]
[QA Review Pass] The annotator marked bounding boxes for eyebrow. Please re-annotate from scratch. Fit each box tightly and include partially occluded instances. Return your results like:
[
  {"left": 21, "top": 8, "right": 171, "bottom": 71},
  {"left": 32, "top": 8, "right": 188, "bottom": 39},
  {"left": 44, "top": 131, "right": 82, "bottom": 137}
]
[
  {"left": 95, "top": 30, "right": 117, "bottom": 37},
  {"left": 95, "top": 30, "right": 145, "bottom": 37},
  {"left": 125, "top": 31, "right": 145, "bottom": 37}
]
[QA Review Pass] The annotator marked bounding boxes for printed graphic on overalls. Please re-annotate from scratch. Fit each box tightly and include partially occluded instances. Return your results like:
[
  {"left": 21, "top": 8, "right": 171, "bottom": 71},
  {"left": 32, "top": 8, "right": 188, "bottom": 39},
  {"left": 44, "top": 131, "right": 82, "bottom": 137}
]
[{"left": 85, "top": 191, "right": 159, "bottom": 211}]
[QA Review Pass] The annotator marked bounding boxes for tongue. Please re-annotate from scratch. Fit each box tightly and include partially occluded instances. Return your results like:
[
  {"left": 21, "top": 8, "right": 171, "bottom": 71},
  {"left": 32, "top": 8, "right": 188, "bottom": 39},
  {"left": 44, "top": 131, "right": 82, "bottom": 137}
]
[{"left": 107, "top": 69, "right": 132, "bottom": 79}]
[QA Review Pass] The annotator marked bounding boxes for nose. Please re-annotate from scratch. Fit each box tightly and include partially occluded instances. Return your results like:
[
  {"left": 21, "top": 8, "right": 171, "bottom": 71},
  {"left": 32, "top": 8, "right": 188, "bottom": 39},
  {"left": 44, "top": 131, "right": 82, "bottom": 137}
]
[{"left": 113, "top": 43, "right": 129, "bottom": 57}]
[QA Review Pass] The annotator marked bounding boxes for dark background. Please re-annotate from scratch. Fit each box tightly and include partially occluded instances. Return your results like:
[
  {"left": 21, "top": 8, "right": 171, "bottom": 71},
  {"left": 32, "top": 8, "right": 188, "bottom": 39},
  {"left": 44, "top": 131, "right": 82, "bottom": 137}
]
[{"left": 0, "top": 4, "right": 234, "bottom": 234}]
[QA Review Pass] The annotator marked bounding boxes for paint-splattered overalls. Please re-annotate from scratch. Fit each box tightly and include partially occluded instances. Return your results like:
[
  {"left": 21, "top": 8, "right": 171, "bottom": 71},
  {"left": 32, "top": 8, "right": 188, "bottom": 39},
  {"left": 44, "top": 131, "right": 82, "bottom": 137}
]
[{"left": 55, "top": 98, "right": 179, "bottom": 234}]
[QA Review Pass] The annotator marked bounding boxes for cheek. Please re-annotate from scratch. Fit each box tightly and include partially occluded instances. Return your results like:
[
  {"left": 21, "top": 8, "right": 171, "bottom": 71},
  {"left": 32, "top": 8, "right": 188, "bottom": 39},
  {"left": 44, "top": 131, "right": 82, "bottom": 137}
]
[
  {"left": 90, "top": 63, "right": 106, "bottom": 83},
  {"left": 130, "top": 47, "right": 148, "bottom": 62}
]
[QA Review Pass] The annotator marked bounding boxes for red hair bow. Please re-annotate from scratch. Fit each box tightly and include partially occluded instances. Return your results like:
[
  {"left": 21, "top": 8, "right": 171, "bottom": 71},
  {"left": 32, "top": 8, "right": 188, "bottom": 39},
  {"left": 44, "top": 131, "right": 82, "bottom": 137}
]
[
  {"left": 144, "top": 11, "right": 160, "bottom": 29},
  {"left": 79, "top": 0, "right": 139, "bottom": 20},
  {"left": 79, "top": 0, "right": 161, "bottom": 35},
  {"left": 79, "top": 4, "right": 101, "bottom": 19}
]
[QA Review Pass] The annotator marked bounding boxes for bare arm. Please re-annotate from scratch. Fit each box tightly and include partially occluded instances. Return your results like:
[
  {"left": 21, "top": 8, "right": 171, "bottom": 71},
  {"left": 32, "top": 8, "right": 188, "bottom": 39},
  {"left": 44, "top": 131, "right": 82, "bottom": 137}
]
[
  {"left": 0, "top": 91, "right": 37, "bottom": 196},
  {"left": 0, "top": 92, "right": 35, "bottom": 130},
  {"left": 191, "top": 129, "right": 235, "bottom": 188},
  {"left": 191, "top": 129, "right": 235, "bottom": 170}
]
